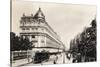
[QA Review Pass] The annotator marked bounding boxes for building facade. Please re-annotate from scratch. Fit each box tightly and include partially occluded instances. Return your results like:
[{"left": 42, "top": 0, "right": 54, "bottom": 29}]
[{"left": 20, "top": 8, "right": 65, "bottom": 53}]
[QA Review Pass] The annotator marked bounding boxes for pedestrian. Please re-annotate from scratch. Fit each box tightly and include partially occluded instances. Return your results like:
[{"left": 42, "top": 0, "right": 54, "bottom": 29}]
[
  {"left": 56, "top": 55, "right": 58, "bottom": 62},
  {"left": 32, "top": 56, "right": 34, "bottom": 63},
  {"left": 27, "top": 55, "right": 30, "bottom": 62},
  {"left": 53, "top": 60, "right": 56, "bottom": 64},
  {"left": 31, "top": 51, "right": 35, "bottom": 63}
]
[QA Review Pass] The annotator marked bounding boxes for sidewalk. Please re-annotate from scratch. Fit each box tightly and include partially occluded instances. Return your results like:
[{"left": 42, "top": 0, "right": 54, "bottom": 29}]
[
  {"left": 11, "top": 55, "right": 73, "bottom": 67},
  {"left": 11, "top": 58, "right": 31, "bottom": 67}
]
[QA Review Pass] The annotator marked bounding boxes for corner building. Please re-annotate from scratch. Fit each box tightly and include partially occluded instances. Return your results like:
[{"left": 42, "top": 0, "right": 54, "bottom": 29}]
[{"left": 20, "top": 8, "right": 65, "bottom": 53}]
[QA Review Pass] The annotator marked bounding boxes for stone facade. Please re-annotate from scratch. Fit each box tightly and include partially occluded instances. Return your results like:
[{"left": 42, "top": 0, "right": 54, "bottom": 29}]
[{"left": 20, "top": 8, "right": 65, "bottom": 52}]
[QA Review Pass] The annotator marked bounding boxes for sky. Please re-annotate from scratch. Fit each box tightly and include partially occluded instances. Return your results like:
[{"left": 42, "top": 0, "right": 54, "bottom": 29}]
[{"left": 12, "top": 0, "right": 96, "bottom": 50}]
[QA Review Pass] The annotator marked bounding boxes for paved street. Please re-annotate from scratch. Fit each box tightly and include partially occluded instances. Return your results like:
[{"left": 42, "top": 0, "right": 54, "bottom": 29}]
[
  {"left": 12, "top": 53, "right": 73, "bottom": 67},
  {"left": 21, "top": 54, "right": 73, "bottom": 66}
]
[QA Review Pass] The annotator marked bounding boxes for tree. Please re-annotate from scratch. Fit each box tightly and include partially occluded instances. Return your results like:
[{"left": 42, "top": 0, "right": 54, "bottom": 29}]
[
  {"left": 10, "top": 32, "right": 20, "bottom": 51},
  {"left": 20, "top": 37, "right": 32, "bottom": 50},
  {"left": 69, "top": 18, "right": 97, "bottom": 62},
  {"left": 85, "top": 19, "right": 96, "bottom": 60},
  {"left": 10, "top": 32, "right": 32, "bottom": 51},
  {"left": 10, "top": 32, "right": 16, "bottom": 51}
]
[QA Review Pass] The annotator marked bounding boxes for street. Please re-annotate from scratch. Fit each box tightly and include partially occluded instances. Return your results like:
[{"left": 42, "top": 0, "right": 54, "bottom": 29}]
[{"left": 20, "top": 54, "right": 73, "bottom": 66}]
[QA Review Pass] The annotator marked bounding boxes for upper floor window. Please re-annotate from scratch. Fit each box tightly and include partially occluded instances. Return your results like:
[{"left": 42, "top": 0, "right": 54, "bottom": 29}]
[
  {"left": 26, "top": 28, "right": 30, "bottom": 30},
  {"left": 32, "top": 35, "right": 35, "bottom": 38},
  {"left": 42, "top": 28, "right": 44, "bottom": 31},
  {"left": 22, "top": 28, "right": 25, "bottom": 30}
]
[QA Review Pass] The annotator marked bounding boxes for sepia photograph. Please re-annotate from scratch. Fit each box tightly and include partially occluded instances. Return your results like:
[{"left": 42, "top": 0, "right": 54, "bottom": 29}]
[{"left": 10, "top": 0, "right": 97, "bottom": 67}]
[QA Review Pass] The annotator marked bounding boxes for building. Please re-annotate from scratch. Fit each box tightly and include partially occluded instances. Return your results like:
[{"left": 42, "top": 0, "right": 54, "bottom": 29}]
[{"left": 20, "top": 8, "right": 65, "bottom": 53}]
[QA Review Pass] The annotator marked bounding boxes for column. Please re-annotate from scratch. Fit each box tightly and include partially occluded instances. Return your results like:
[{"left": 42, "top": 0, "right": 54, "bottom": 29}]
[
  {"left": 38, "top": 36, "right": 41, "bottom": 47},
  {"left": 44, "top": 35, "right": 46, "bottom": 47}
]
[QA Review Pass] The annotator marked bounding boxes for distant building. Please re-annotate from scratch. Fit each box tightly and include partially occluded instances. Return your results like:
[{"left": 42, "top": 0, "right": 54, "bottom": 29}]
[{"left": 20, "top": 8, "right": 65, "bottom": 53}]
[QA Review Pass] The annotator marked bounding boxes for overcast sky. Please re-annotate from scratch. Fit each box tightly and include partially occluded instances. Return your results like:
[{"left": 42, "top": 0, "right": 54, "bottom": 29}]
[{"left": 12, "top": 0, "right": 96, "bottom": 50}]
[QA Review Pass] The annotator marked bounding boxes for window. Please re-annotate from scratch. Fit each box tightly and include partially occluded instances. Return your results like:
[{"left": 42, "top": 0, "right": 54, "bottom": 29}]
[
  {"left": 41, "top": 40, "right": 44, "bottom": 43},
  {"left": 32, "top": 28, "right": 34, "bottom": 30},
  {"left": 32, "top": 35, "right": 35, "bottom": 38},
  {"left": 36, "top": 28, "right": 38, "bottom": 30},
  {"left": 22, "top": 28, "right": 25, "bottom": 30},
  {"left": 42, "top": 28, "right": 44, "bottom": 31},
  {"left": 26, "top": 28, "right": 29, "bottom": 30}
]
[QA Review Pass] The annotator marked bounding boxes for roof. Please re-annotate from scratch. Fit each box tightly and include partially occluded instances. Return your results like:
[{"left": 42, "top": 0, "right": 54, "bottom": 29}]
[{"left": 34, "top": 8, "right": 45, "bottom": 19}]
